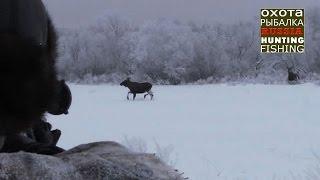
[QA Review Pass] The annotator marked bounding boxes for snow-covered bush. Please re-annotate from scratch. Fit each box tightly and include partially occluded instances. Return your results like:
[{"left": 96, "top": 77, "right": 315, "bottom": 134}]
[{"left": 122, "top": 136, "right": 177, "bottom": 166}]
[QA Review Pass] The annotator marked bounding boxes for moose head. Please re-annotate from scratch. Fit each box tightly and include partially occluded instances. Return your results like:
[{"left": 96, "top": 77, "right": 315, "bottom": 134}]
[{"left": 120, "top": 78, "right": 131, "bottom": 87}]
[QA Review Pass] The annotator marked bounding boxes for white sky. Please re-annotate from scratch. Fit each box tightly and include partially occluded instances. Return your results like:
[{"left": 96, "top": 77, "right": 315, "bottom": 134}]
[{"left": 43, "top": 0, "right": 319, "bottom": 28}]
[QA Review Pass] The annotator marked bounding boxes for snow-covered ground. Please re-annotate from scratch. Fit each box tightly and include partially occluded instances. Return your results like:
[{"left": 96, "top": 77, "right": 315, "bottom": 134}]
[{"left": 48, "top": 83, "right": 320, "bottom": 180}]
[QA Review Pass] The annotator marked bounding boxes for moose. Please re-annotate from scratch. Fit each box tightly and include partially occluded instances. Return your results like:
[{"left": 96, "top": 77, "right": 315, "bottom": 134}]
[
  {"left": 120, "top": 78, "right": 154, "bottom": 100},
  {"left": 273, "top": 57, "right": 302, "bottom": 84},
  {"left": 280, "top": 56, "right": 303, "bottom": 84},
  {"left": 287, "top": 66, "right": 300, "bottom": 82}
]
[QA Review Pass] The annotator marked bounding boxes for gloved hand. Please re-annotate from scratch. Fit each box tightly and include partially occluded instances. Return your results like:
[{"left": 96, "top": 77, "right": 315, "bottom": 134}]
[{"left": 32, "top": 121, "right": 61, "bottom": 146}]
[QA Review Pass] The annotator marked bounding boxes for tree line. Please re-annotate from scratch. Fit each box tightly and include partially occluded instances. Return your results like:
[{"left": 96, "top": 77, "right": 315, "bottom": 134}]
[{"left": 57, "top": 7, "right": 320, "bottom": 84}]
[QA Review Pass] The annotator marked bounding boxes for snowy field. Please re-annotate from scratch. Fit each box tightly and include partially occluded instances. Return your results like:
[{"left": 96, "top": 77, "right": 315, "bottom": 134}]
[{"left": 48, "top": 83, "right": 320, "bottom": 180}]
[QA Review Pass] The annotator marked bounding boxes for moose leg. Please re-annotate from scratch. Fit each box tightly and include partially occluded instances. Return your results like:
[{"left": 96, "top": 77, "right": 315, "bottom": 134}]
[
  {"left": 144, "top": 94, "right": 148, "bottom": 99},
  {"left": 148, "top": 91, "right": 154, "bottom": 100},
  {"left": 127, "top": 92, "right": 131, "bottom": 100},
  {"left": 133, "top": 93, "right": 136, "bottom": 100}
]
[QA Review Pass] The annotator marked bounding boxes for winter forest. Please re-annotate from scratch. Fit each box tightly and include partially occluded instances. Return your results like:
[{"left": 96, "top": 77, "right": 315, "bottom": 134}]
[
  {"left": 45, "top": 3, "right": 320, "bottom": 180},
  {"left": 57, "top": 7, "right": 320, "bottom": 85}
]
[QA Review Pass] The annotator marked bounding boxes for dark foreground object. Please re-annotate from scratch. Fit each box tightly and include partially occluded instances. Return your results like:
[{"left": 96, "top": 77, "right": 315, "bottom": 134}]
[
  {"left": 0, "top": 0, "right": 71, "bottom": 154},
  {"left": 0, "top": 142, "right": 184, "bottom": 180},
  {"left": 0, "top": 0, "right": 58, "bottom": 135},
  {"left": 120, "top": 78, "right": 154, "bottom": 100}
]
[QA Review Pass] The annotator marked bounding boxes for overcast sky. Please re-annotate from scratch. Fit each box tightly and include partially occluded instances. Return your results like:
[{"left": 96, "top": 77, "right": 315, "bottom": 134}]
[{"left": 43, "top": 0, "right": 319, "bottom": 28}]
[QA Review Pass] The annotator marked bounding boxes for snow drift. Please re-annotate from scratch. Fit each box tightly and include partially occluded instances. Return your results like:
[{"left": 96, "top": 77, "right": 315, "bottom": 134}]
[{"left": 0, "top": 141, "right": 183, "bottom": 180}]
